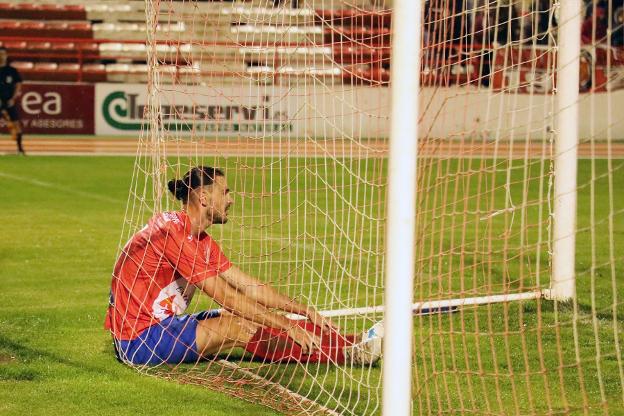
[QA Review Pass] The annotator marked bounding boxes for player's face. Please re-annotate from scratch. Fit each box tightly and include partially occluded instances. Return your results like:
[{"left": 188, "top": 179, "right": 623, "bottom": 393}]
[
  {"left": 202, "top": 175, "right": 233, "bottom": 225},
  {"left": 0, "top": 51, "right": 6, "bottom": 66}
]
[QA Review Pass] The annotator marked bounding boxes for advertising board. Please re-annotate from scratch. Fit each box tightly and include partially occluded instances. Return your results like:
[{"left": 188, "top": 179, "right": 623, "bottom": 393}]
[{"left": 0, "top": 83, "right": 94, "bottom": 135}]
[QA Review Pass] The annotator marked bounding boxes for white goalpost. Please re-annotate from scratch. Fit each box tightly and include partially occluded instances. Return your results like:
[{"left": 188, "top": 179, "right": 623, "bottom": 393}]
[
  {"left": 549, "top": 0, "right": 581, "bottom": 302},
  {"left": 117, "top": 0, "right": 624, "bottom": 413},
  {"left": 382, "top": 0, "right": 421, "bottom": 414},
  {"left": 383, "top": 0, "right": 581, "bottom": 410}
]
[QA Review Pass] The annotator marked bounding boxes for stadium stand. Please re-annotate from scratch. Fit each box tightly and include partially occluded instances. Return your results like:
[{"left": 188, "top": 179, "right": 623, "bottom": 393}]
[
  {"left": 0, "top": 0, "right": 619, "bottom": 86},
  {"left": 0, "top": 0, "right": 391, "bottom": 85}
]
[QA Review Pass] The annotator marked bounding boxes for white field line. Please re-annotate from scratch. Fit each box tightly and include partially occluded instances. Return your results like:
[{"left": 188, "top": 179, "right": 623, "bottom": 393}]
[{"left": 0, "top": 171, "right": 122, "bottom": 204}]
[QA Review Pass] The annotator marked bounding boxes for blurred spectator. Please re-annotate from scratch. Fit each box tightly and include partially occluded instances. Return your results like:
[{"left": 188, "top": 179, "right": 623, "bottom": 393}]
[
  {"left": 532, "top": 0, "right": 555, "bottom": 44},
  {"left": 582, "top": 0, "right": 610, "bottom": 44},
  {"left": 0, "top": 47, "right": 24, "bottom": 155},
  {"left": 615, "top": 1, "right": 624, "bottom": 45},
  {"left": 487, "top": 1, "right": 522, "bottom": 45},
  {"left": 481, "top": 0, "right": 555, "bottom": 45},
  {"left": 581, "top": 0, "right": 624, "bottom": 46}
]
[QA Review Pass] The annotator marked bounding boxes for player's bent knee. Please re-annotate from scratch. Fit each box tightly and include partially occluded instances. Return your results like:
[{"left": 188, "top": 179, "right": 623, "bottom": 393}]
[{"left": 195, "top": 315, "right": 258, "bottom": 355}]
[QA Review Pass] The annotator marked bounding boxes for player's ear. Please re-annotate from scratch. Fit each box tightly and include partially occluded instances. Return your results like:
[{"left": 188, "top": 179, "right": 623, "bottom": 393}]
[{"left": 198, "top": 187, "right": 211, "bottom": 208}]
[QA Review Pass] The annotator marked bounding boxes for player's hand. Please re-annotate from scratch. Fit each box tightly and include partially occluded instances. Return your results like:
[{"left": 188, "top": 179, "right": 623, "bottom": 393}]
[
  {"left": 7, "top": 99, "right": 14, "bottom": 107},
  {"left": 286, "top": 325, "right": 321, "bottom": 355},
  {"left": 307, "top": 309, "right": 339, "bottom": 334}
]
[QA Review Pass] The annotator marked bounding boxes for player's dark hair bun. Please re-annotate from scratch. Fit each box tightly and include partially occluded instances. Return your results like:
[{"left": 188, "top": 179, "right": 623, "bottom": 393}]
[
  {"left": 167, "top": 166, "right": 225, "bottom": 203},
  {"left": 167, "top": 179, "right": 188, "bottom": 201}
]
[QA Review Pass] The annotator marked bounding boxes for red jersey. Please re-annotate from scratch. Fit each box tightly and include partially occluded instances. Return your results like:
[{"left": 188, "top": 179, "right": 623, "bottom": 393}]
[{"left": 104, "top": 211, "right": 231, "bottom": 340}]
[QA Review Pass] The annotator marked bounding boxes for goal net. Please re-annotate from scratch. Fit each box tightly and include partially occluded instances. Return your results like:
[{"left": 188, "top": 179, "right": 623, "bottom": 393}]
[{"left": 116, "top": 0, "right": 624, "bottom": 414}]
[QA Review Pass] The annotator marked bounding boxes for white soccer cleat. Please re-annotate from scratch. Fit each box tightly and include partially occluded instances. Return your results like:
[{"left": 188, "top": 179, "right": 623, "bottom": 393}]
[{"left": 344, "top": 321, "right": 384, "bottom": 366}]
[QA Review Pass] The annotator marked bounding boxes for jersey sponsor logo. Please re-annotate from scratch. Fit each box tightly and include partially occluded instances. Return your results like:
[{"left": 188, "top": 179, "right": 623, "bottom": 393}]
[
  {"left": 162, "top": 211, "right": 181, "bottom": 225},
  {"left": 5, "top": 76, "right": 12, "bottom": 83},
  {"left": 151, "top": 277, "right": 196, "bottom": 320}
]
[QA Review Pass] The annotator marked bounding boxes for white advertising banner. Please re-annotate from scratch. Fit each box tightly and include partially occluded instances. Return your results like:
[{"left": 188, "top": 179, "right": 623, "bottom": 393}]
[
  {"left": 95, "top": 83, "right": 391, "bottom": 138},
  {"left": 95, "top": 83, "right": 624, "bottom": 139}
]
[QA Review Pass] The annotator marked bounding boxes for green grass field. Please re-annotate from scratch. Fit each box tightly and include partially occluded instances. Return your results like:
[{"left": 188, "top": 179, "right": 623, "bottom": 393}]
[{"left": 0, "top": 155, "right": 623, "bottom": 415}]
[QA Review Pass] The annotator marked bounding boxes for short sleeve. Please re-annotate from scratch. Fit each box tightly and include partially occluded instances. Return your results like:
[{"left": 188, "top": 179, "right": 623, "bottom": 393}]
[
  {"left": 150, "top": 218, "right": 225, "bottom": 285},
  {"left": 12, "top": 67, "right": 22, "bottom": 83},
  {"left": 205, "top": 237, "right": 232, "bottom": 278}
]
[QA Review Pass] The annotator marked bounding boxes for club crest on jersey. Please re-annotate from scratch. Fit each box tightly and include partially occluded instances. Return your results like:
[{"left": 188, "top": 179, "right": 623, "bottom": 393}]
[
  {"left": 5, "top": 76, "right": 12, "bottom": 83},
  {"left": 152, "top": 277, "right": 195, "bottom": 320}
]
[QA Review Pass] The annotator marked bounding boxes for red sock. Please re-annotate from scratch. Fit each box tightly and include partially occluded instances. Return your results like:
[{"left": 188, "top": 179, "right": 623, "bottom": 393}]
[{"left": 244, "top": 320, "right": 358, "bottom": 364}]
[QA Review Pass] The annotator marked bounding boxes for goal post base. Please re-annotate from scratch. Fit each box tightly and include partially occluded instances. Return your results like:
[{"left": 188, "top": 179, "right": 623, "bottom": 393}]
[{"left": 542, "top": 287, "right": 575, "bottom": 302}]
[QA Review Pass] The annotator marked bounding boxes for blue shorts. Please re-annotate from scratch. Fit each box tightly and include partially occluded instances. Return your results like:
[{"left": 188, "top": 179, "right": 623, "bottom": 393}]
[{"left": 115, "top": 310, "right": 221, "bottom": 366}]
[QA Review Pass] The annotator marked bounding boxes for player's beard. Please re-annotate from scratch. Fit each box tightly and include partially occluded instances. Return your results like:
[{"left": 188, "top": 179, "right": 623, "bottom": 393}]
[
  {"left": 209, "top": 208, "right": 228, "bottom": 224},
  {"left": 212, "top": 214, "right": 228, "bottom": 224}
]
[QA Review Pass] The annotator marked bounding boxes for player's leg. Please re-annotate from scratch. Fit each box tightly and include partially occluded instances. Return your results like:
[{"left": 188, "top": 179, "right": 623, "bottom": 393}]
[
  {"left": 115, "top": 310, "right": 224, "bottom": 366},
  {"left": 249, "top": 320, "right": 384, "bottom": 365},
  {"left": 194, "top": 311, "right": 259, "bottom": 355},
  {"left": 196, "top": 315, "right": 383, "bottom": 365},
  {"left": 196, "top": 313, "right": 354, "bottom": 364},
  {"left": 244, "top": 319, "right": 356, "bottom": 364},
  {"left": 6, "top": 107, "right": 24, "bottom": 154},
  {"left": 2, "top": 108, "right": 24, "bottom": 154}
]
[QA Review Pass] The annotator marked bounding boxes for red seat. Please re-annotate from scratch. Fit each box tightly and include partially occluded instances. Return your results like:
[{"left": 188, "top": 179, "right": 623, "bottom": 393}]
[
  {"left": 342, "top": 65, "right": 390, "bottom": 86},
  {"left": 56, "top": 63, "right": 84, "bottom": 81},
  {"left": 82, "top": 63, "right": 107, "bottom": 82},
  {"left": 33, "top": 62, "right": 58, "bottom": 71},
  {"left": 50, "top": 42, "right": 76, "bottom": 51},
  {"left": 26, "top": 42, "right": 52, "bottom": 51},
  {"left": 27, "top": 41, "right": 81, "bottom": 63},
  {"left": 326, "top": 27, "right": 391, "bottom": 46},
  {"left": 83, "top": 63, "right": 106, "bottom": 72},
  {"left": 0, "top": 21, "right": 20, "bottom": 30},
  {"left": 0, "top": 3, "right": 86, "bottom": 20},
  {"left": 19, "top": 21, "right": 45, "bottom": 30},
  {"left": 333, "top": 44, "right": 390, "bottom": 64},
  {"left": 37, "top": 21, "right": 93, "bottom": 39},
  {"left": 3, "top": 41, "right": 27, "bottom": 50},
  {"left": 315, "top": 9, "right": 392, "bottom": 28},
  {"left": 12, "top": 61, "right": 73, "bottom": 82},
  {"left": 68, "top": 22, "right": 91, "bottom": 31},
  {"left": 16, "top": 3, "right": 38, "bottom": 10},
  {"left": 77, "top": 43, "right": 99, "bottom": 52},
  {"left": 0, "top": 19, "right": 92, "bottom": 37},
  {"left": 65, "top": 5, "right": 85, "bottom": 12},
  {"left": 45, "top": 22, "right": 69, "bottom": 30},
  {"left": 11, "top": 61, "right": 34, "bottom": 70},
  {"left": 58, "top": 63, "right": 80, "bottom": 71}
]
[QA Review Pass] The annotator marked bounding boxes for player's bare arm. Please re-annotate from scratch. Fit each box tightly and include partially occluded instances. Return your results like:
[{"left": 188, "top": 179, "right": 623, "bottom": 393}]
[
  {"left": 220, "top": 265, "right": 338, "bottom": 333},
  {"left": 197, "top": 273, "right": 322, "bottom": 354}
]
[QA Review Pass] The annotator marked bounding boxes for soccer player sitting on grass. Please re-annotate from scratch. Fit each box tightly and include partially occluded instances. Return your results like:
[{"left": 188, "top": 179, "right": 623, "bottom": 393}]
[{"left": 105, "top": 166, "right": 383, "bottom": 366}]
